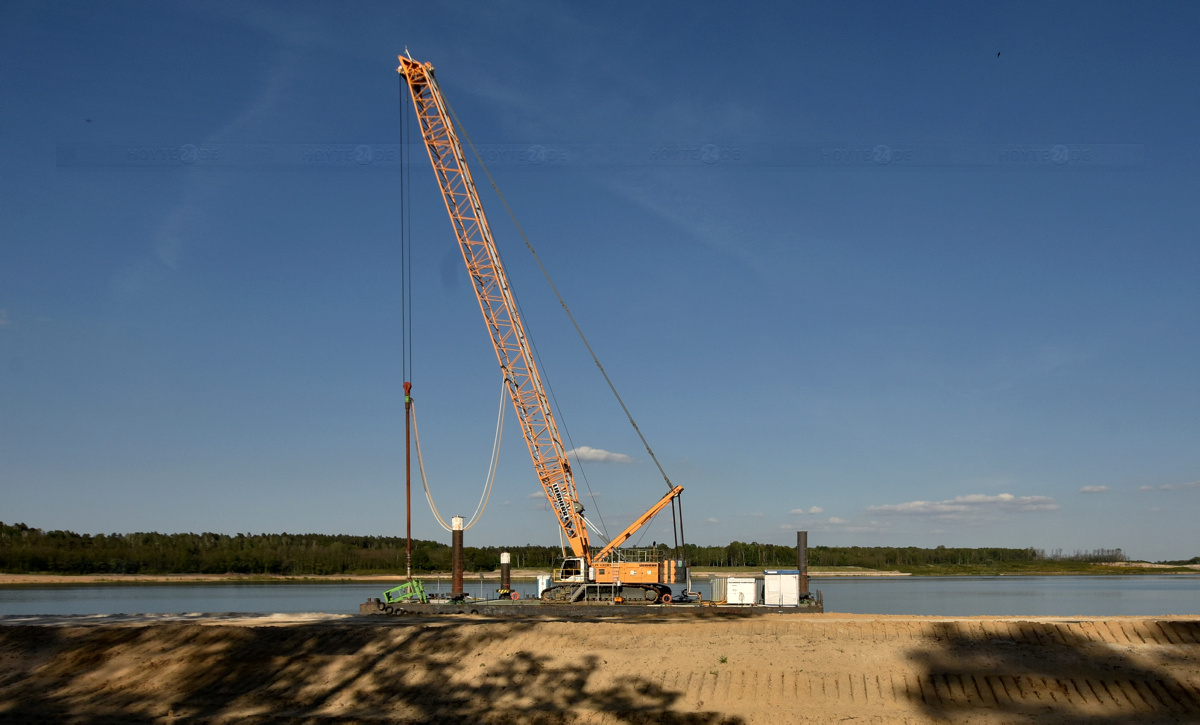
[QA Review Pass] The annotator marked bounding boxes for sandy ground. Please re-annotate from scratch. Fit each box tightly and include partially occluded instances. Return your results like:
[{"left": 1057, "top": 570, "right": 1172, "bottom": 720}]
[{"left": 1, "top": 613, "right": 1198, "bottom": 723}]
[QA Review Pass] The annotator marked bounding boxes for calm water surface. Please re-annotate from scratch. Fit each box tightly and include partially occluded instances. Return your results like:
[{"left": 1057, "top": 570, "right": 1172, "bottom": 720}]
[
  {"left": 815, "top": 575, "right": 1200, "bottom": 616},
  {"left": 1, "top": 575, "right": 1196, "bottom": 618}
]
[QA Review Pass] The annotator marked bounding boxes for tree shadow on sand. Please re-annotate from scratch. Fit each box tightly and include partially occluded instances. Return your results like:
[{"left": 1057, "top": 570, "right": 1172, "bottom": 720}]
[
  {"left": 904, "top": 619, "right": 1200, "bottom": 723},
  {"left": 0, "top": 617, "right": 742, "bottom": 723}
]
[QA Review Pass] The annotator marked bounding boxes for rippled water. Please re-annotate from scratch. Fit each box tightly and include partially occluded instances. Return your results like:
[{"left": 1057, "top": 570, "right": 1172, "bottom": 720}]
[{"left": 1, "top": 575, "right": 1196, "bottom": 617}]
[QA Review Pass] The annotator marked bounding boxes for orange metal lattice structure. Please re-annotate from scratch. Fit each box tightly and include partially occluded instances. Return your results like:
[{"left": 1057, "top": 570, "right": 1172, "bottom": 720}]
[{"left": 397, "top": 56, "right": 591, "bottom": 557}]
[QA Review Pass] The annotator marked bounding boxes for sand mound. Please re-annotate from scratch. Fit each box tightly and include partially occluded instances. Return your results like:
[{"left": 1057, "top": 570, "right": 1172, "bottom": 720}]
[{"left": 1, "top": 614, "right": 1198, "bottom": 722}]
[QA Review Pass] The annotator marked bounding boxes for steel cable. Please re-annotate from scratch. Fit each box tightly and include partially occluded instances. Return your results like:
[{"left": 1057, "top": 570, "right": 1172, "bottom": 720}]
[
  {"left": 443, "top": 97, "right": 677, "bottom": 497},
  {"left": 411, "top": 377, "right": 507, "bottom": 531}
]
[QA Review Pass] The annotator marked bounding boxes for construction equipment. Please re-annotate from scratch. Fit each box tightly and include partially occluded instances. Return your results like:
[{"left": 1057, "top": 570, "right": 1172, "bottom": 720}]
[
  {"left": 397, "top": 54, "right": 687, "bottom": 604},
  {"left": 380, "top": 579, "right": 428, "bottom": 608}
]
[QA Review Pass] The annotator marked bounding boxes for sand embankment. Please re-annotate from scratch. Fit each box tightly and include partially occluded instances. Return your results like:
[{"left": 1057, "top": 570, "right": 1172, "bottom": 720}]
[{"left": 2, "top": 613, "right": 1198, "bottom": 723}]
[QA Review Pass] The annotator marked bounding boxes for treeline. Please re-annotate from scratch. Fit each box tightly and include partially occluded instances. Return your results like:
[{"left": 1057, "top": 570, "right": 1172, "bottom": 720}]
[
  {"left": 1040, "top": 548, "right": 1127, "bottom": 563},
  {"left": 0, "top": 522, "right": 552, "bottom": 576},
  {"left": 680, "top": 543, "right": 1124, "bottom": 568},
  {"left": 1159, "top": 557, "right": 1200, "bottom": 566},
  {"left": 0, "top": 522, "right": 1127, "bottom": 576}
]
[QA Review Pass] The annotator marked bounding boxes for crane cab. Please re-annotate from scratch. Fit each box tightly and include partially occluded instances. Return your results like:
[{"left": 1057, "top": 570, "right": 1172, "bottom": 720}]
[{"left": 552, "top": 557, "right": 588, "bottom": 583}]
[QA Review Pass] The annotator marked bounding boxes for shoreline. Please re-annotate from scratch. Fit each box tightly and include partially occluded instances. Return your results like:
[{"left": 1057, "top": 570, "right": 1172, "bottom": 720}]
[
  {"left": 0, "top": 569, "right": 912, "bottom": 586},
  {"left": 4, "top": 565, "right": 1197, "bottom": 586}
]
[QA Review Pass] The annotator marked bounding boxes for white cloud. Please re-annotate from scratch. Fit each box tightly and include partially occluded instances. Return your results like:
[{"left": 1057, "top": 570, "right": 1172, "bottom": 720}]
[
  {"left": 780, "top": 519, "right": 890, "bottom": 533},
  {"left": 868, "top": 493, "right": 1059, "bottom": 519},
  {"left": 567, "top": 446, "right": 633, "bottom": 464},
  {"left": 526, "top": 491, "right": 545, "bottom": 499},
  {"left": 1140, "top": 480, "right": 1200, "bottom": 492},
  {"left": 1078, "top": 485, "right": 1109, "bottom": 493},
  {"left": 788, "top": 506, "right": 824, "bottom": 515},
  {"left": 704, "top": 517, "right": 719, "bottom": 524}
]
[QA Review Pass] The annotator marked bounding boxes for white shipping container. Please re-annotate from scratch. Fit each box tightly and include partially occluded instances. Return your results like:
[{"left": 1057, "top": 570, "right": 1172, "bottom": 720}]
[
  {"left": 729, "top": 578, "right": 760, "bottom": 605},
  {"left": 763, "top": 570, "right": 801, "bottom": 606},
  {"left": 712, "top": 576, "right": 761, "bottom": 605}
]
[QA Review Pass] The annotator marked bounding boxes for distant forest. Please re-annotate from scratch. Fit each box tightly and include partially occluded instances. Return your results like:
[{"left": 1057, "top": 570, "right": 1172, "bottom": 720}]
[{"left": 0, "top": 522, "right": 1144, "bottom": 576}]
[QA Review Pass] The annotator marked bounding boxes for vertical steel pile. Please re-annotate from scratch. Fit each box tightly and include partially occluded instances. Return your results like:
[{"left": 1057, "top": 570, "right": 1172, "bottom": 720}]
[
  {"left": 797, "top": 530, "right": 809, "bottom": 596},
  {"left": 451, "top": 516, "right": 464, "bottom": 599}
]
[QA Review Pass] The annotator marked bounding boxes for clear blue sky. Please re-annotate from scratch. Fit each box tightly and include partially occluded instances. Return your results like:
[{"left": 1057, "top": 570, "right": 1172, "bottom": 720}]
[{"left": 2, "top": 2, "right": 1197, "bottom": 560}]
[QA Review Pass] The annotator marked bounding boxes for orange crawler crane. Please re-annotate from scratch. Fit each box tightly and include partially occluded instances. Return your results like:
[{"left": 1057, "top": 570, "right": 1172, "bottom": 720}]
[{"left": 398, "top": 55, "right": 686, "bottom": 604}]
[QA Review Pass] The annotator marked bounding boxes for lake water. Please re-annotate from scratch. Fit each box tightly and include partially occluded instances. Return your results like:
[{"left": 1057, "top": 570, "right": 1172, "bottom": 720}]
[{"left": 1, "top": 575, "right": 1197, "bottom": 618}]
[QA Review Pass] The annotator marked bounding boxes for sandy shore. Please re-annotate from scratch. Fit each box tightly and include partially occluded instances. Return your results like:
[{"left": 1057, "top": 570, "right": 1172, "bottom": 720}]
[
  {"left": 1, "top": 612, "right": 1197, "bottom": 723},
  {"left": 1104, "top": 562, "right": 1200, "bottom": 570}
]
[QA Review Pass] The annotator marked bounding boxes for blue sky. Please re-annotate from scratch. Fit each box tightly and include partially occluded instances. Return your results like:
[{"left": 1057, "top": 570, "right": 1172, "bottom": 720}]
[{"left": 2, "top": 2, "right": 1197, "bottom": 560}]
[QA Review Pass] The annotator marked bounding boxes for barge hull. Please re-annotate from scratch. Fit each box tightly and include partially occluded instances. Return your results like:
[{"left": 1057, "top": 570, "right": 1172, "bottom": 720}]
[{"left": 360, "top": 597, "right": 824, "bottom": 617}]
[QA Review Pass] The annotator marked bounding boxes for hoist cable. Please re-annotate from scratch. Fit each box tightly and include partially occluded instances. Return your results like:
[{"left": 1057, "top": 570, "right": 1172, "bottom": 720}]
[
  {"left": 411, "top": 402, "right": 451, "bottom": 531},
  {"left": 463, "top": 379, "right": 506, "bottom": 529},
  {"left": 431, "top": 93, "right": 609, "bottom": 536},
  {"left": 522, "top": 325, "right": 608, "bottom": 538},
  {"left": 443, "top": 97, "right": 677, "bottom": 497},
  {"left": 582, "top": 516, "right": 611, "bottom": 546},
  {"left": 633, "top": 509, "right": 664, "bottom": 548},
  {"left": 397, "top": 75, "right": 410, "bottom": 381},
  {"left": 676, "top": 492, "right": 687, "bottom": 559},
  {"left": 671, "top": 497, "right": 679, "bottom": 553},
  {"left": 411, "top": 377, "right": 507, "bottom": 532},
  {"left": 404, "top": 78, "right": 414, "bottom": 379}
]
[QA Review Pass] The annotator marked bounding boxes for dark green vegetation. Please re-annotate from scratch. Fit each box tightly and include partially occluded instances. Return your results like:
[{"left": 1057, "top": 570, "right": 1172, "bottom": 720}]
[
  {"left": 2, "top": 522, "right": 1184, "bottom": 577},
  {"left": 1160, "top": 556, "right": 1200, "bottom": 565},
  {"left": 887, "top": 561, "right": 1198, "bottom": 576},
  {"left": 0, "top": 522, "right": 520, "bottom": 576},
  {"left": 692, "top": 542, "right": 1128, "bottom": 570},
  {"left": 693, "top": 544, "right": 1183, "bottom": 576}
]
